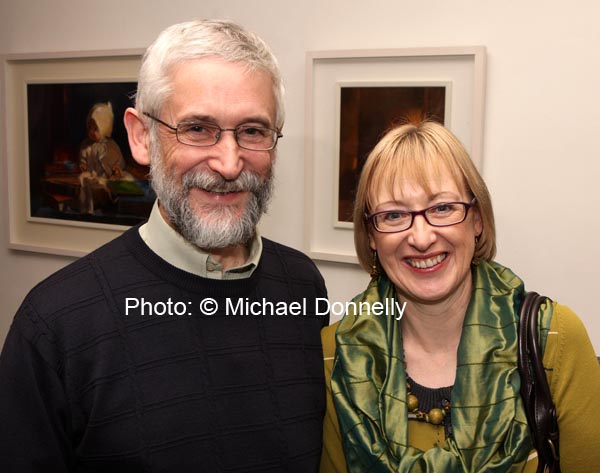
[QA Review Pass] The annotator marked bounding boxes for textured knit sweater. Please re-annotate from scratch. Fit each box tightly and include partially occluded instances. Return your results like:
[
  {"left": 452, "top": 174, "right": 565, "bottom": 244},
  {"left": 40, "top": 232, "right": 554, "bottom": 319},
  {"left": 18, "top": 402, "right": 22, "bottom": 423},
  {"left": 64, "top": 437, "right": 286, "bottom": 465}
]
[{"left": 0, "top": 226, "right": 329, "bottom": 472}]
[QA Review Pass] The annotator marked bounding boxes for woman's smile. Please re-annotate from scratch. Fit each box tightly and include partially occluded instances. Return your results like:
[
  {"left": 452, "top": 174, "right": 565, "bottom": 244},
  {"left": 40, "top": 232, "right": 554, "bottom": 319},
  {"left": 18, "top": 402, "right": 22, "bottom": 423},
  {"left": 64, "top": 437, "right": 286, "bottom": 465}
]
[{"left": 405, "top": 252, "right": 447, "bottom": 270}]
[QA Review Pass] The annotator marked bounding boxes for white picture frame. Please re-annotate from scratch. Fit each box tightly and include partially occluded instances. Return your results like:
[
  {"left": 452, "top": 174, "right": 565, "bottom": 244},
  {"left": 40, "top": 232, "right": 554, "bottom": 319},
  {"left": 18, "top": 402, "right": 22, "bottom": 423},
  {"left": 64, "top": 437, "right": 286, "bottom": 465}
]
[
  {"left": 304, "top": 47, "right": 486, "bottom": 264},
  {"left": 2, "top": 49, "right": 143, "bottom": 257}
]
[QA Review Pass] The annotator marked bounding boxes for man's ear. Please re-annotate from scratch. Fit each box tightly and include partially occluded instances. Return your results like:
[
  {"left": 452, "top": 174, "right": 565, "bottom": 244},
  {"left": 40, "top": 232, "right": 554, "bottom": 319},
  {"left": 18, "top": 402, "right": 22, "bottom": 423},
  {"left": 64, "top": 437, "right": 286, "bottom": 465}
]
[{"left": 123, "top": 107, "right": 151, "bottom": 166}]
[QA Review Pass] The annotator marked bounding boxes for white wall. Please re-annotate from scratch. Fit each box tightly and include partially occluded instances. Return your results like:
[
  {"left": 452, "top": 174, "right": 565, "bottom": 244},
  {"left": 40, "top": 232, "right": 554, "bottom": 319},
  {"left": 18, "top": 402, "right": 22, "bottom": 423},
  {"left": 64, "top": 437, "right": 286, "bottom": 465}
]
[{"left": 1, "top": 0, "right": 599, "bottom": 353}]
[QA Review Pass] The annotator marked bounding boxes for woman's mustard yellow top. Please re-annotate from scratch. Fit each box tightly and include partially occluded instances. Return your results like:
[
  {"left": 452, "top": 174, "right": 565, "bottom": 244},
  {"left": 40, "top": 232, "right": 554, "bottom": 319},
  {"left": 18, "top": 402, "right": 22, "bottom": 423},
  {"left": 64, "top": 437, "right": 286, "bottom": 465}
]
[{"left": 320, "top": 303, "right": 600, "bottom": 473}]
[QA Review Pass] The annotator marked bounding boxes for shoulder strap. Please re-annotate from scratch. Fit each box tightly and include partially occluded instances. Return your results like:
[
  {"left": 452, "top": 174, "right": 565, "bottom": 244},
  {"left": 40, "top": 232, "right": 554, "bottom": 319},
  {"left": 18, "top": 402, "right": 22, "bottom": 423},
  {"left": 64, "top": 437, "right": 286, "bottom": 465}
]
[{"left": 518, "top": 291, "right": 560, "bottom": 473}]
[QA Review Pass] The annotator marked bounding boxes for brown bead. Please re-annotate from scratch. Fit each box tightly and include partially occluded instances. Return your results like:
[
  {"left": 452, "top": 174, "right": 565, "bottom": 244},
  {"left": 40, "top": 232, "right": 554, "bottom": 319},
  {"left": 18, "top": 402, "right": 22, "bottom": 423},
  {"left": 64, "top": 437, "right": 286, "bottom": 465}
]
[
  {"left": 407, "top": 394, "right": 419, "bottom": 412},
  {"left": 428, "top": 408, "right": 445, "bottom": 425}
]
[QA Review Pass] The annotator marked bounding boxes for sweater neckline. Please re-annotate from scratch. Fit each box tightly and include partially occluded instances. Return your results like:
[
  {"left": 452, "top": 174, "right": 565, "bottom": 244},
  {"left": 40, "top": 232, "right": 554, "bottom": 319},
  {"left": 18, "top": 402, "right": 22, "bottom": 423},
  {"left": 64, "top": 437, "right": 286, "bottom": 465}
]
[{"left": 119, "top": 225, "right": 264, "bottom": 296}]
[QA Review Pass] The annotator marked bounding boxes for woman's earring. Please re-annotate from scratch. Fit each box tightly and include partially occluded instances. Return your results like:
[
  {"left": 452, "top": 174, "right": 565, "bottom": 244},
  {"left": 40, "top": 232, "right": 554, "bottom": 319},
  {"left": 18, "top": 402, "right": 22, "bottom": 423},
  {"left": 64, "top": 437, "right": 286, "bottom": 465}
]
[{"left": 370, "top": 250, "right": 379, "bottom": 278}]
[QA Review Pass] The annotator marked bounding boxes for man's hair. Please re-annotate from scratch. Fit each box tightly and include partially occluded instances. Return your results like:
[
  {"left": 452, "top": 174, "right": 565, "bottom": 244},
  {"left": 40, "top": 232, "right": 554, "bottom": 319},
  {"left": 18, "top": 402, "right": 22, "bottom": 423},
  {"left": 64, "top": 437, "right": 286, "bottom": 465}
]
[
  {"left": 353, "top": 121, "right": 496, "bottom": 273},
  {"left": 134, "top": 19, "right": 285, "bottom": 128}
]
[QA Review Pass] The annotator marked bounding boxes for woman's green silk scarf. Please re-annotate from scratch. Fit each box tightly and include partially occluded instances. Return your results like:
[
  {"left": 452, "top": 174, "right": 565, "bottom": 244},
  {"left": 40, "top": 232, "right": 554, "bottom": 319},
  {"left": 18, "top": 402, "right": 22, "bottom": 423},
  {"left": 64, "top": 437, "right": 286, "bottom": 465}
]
[{"left": 330, "top": 261, "right": 553, "bottom": 472}]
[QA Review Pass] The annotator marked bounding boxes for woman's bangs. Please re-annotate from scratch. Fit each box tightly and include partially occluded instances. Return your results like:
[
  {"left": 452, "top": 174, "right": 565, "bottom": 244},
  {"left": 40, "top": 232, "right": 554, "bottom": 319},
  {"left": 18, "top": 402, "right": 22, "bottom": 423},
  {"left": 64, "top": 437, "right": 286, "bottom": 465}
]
[{"left": 366, "top": 142, "right": 465, "bottom": 210}]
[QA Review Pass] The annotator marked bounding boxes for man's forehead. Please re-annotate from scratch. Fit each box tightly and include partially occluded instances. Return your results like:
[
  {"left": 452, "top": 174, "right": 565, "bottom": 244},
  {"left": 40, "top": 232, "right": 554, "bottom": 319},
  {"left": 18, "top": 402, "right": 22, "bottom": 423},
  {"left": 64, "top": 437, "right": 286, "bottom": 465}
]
[
  {"left": 169, "top": 57, "right": 273, "bottom": 88},
  {"left": 163, "top": 58, "right": 277, "bottom": 123}
]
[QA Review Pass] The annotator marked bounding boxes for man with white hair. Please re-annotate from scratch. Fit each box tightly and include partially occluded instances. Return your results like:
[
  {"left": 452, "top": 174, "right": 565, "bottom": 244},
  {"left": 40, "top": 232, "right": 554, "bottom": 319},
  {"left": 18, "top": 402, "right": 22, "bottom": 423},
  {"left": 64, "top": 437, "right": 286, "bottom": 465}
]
[{"left": 0, "top": 20, "right": 328, "bottom": 472}]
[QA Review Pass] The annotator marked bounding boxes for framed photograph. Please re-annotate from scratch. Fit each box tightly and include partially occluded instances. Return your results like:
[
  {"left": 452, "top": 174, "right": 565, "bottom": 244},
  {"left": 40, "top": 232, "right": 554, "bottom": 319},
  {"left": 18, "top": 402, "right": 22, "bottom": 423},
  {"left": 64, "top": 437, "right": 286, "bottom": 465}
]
[
  {"left": 3, "top": 49, "right": 147, "bottom": 257},
  {"left": 304, "top": 47, "right": 486, "bottom": 264},
  {"left": 336, "top": 81, "right": 451, "bottom": 227}
]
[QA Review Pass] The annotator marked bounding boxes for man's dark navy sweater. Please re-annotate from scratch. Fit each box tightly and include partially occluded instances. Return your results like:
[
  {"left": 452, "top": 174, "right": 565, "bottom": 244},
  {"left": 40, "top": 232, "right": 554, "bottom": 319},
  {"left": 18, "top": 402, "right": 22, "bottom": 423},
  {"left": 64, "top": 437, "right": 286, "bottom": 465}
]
[{"left": 0, "top": 227, "right": 329, "bottom": 472}]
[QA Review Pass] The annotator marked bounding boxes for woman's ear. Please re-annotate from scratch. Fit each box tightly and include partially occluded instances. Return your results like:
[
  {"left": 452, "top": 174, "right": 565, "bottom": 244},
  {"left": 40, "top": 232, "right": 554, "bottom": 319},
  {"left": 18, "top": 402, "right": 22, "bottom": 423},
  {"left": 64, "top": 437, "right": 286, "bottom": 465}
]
[
  {"left": 473, "top": 205, "right": 483, "bottom": 237},
  {"left": 123, "top": 108, "right": 151, "bottom": 166},
  {"left": 369, "top": 232, "right": 377, "bottom": 251}
]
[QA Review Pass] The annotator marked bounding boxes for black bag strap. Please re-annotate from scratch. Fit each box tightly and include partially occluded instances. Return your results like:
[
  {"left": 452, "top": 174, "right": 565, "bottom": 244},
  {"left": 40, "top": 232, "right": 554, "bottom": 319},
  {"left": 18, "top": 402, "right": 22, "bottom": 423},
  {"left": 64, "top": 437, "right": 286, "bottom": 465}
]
[{"left": 518, "top": 291, "right": 560, "bottom": 473}]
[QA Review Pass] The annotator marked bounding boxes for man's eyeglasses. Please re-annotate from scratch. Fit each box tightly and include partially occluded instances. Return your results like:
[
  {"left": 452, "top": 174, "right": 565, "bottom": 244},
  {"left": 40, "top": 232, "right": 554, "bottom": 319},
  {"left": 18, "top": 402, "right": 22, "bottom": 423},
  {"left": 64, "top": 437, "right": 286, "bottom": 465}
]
[
  {"left": 366, "top": 198, "right": 477, "bottom": 233},
  {"left": 143, "top": 112, "right": 283, "bottom": 151}
]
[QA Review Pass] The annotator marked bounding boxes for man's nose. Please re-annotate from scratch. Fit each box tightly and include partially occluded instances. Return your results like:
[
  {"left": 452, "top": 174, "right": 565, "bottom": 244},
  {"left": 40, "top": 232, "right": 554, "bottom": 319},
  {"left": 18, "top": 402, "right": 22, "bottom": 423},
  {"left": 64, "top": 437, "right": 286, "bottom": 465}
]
[{"left": 207, "top": 130, "right": 243, "bottom": 180}]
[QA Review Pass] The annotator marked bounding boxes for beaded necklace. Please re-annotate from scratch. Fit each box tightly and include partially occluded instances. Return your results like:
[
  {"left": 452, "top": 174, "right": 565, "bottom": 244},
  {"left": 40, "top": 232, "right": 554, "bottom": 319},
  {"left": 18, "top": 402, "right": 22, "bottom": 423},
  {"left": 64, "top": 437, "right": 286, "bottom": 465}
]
[{"left": 406, "top": 378, "right": 451, "bottom": 427}]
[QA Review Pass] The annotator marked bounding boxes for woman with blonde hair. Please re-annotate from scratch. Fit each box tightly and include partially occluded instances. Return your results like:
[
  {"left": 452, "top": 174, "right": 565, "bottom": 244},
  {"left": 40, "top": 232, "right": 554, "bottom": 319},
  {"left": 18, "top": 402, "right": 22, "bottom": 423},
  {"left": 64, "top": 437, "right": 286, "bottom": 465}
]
[{"left": 320, "top": 121, "right": 600, "bottom": 472}]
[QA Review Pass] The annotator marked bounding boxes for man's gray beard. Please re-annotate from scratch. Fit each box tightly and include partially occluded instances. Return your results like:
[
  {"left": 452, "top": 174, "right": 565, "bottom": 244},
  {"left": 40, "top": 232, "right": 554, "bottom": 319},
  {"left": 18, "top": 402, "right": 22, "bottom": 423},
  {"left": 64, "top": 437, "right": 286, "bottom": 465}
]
[{"left": 149, "top": 141, "right": 273, "bottom": 250}]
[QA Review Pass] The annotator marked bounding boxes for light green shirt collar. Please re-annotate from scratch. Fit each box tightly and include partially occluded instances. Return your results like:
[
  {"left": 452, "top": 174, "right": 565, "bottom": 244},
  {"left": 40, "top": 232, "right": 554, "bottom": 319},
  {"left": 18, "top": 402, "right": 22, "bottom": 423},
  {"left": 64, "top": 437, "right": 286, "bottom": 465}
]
[{"left": 138, "top": 201, "right": 261, "bottom": 279}]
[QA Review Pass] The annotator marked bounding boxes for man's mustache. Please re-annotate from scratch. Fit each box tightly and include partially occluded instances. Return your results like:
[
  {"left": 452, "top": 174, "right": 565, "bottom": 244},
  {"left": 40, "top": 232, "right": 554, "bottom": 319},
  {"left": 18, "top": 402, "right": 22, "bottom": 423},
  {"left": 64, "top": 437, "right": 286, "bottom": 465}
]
[{"left": 181, "top": 170, "right": 266, "bottom": 194}]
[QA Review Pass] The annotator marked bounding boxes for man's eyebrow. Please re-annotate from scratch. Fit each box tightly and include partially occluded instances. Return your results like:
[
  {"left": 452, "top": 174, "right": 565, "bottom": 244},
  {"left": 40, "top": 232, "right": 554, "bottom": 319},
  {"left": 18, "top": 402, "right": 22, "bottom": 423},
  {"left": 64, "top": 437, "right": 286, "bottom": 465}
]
[
  {"left": 239, "top": 116, "right": 274, "bottom": 127},
  {"left": 178, "top": 114, "right": 217, "bottom": 124},
  {"left": 180, "top": 114, "right": 274, "bottom": 128}
]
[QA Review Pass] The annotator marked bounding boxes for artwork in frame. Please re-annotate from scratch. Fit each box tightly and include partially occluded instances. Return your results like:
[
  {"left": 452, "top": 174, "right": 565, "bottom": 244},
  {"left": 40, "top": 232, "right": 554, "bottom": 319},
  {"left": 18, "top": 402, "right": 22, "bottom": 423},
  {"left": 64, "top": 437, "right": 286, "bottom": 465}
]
[
  {"left": 304, "top": 47, "right": 486, "bottom": 264},
  {"left": 3, "top": 50, "right": 147, "bottom": 257},
  {"left": 336, "top": 82, "right": 449, "bottom": 226},
  {"left": 27, "top": 82, "right": 153, "bottom": 227}
]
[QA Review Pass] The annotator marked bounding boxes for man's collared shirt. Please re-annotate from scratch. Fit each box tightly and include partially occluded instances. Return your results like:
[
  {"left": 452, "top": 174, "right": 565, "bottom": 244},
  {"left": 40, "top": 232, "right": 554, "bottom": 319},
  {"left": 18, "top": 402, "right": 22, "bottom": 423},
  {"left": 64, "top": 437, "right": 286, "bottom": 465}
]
[{"left": 138, "top": 201, "right": 261, "bottom": 279}]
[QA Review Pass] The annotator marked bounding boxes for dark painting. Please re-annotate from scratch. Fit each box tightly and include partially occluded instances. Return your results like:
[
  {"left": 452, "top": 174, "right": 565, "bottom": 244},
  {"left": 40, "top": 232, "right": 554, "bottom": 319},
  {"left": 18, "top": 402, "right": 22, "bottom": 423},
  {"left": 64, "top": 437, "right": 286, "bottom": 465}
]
[
  {"left": 338, "top": 85, "right": 446, "bottom": 222},
  {"left": 27, "top": 82, "right": 155, "bottom": 227}
]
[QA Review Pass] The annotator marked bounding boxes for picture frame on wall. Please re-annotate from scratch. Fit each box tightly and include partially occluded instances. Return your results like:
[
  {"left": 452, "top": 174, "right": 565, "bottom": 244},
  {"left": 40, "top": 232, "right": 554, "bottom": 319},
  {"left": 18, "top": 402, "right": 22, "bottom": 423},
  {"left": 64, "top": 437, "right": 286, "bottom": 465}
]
[
  {"left": 2, "top": 49, "right": 146, "bottom": 257},
  {"left": 304, "top": 47, "right": 487, "bottom": 264}
]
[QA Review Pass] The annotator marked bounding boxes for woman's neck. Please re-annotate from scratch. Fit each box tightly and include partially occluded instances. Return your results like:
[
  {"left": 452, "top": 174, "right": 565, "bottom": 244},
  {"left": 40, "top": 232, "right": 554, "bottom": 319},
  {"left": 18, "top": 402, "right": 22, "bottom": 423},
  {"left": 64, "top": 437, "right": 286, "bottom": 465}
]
[{"left": 400, "top": 277, "right": 472, "bottom": 388}]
